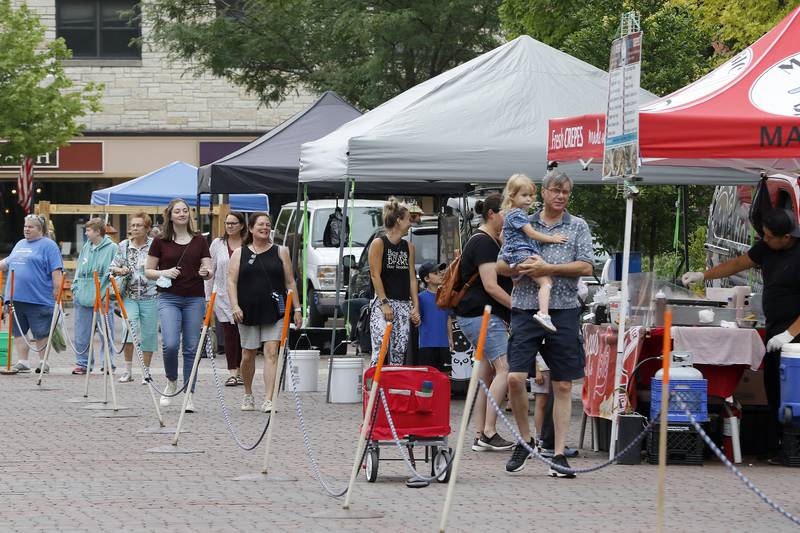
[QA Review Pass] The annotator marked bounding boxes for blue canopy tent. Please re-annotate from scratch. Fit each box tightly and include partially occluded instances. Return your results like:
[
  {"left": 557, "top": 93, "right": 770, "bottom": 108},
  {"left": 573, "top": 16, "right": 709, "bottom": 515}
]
[{"left": 92, "top": 161, "right": 269, "bottom": 211}]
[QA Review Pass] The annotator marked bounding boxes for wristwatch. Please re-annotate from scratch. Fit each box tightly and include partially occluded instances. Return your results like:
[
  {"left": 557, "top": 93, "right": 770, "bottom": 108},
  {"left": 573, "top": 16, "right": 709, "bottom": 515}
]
[{"left": 380, "top": 298, "right": 390, "bottom": 305}]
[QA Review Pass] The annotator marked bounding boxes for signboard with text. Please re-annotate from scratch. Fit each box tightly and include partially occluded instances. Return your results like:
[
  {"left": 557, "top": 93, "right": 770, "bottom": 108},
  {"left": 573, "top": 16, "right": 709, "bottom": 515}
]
[
  {"left": 0, "top": 141, "right": 103, "bottom": 172},
  {"left": 602, "top": 31, "right": 642, "bottom": 178}
]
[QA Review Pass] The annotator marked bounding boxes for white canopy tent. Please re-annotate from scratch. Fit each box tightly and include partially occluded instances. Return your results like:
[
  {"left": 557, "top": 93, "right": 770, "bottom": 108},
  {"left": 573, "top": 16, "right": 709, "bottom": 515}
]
[{"left": 299, "top": 35, "right": 753, "bottom": 186}]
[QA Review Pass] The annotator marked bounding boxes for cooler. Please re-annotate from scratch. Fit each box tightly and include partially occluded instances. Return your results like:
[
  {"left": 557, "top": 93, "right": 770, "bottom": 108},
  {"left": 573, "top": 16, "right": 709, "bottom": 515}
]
[{"left": 779, "top": 343, "right": 800, "bottom": 425}]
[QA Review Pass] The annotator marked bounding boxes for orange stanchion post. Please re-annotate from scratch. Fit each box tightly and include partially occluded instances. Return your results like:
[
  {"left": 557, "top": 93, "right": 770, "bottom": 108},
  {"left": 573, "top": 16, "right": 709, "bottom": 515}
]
[
  {"left": 656, "top": 308, "right": 672, "bottom": 533},
  {"left": 35, "top": 274, "right": 67, "bottom": 385},
  {"left": 438, "top": 305, "right": 491, "bottom": 531},
  {"left": 110, "top": 277, "right": 164, "bottom": 426},
  {"left": 1, "top": 271, "right": 16, "bottom": 374},
  {"left": 172, "top": 292, "right": 217, "bottom": 445},
  {"left": 343, "top": 320, "right": 394, "bottom": 509},
  {"left": 261, "top": 290, "right": 296, "bottom": 474}
]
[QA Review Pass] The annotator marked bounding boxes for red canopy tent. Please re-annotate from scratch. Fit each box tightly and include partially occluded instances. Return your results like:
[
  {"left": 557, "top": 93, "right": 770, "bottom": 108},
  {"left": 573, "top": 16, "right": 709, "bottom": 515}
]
[
  {"left": 548, "top": 6, "right": 800, "bottom": 177},
  {"left": 547, "top": 6, "right": 800, "bottom": 458}
]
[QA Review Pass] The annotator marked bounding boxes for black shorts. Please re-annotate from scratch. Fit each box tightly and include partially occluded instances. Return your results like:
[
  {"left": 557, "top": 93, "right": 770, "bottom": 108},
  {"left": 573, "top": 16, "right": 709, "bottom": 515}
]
[{"left": 508, "top": 307, "right": 585, "bottom": 382}]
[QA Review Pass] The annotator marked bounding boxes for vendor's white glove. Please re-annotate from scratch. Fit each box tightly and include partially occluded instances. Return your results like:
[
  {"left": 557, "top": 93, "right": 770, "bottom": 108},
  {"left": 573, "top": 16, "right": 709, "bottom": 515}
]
[
  {"left": 766, "top": 330, "right": 795, "bottom": 353},
  {"left": 681, "top": 271, "right": 705, "bottom": 287}
]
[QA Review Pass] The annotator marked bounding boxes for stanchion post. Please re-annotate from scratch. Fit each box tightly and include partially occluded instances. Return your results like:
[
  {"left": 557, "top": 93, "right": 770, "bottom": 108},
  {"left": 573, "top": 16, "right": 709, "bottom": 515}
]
[
  {"left": 171, "top": 292, "right": 216, "bottom": 446},
  {"left": 438, "top": 305, "right": 490, "bottom": 532},
  {"left": 342, "top": 321, "right": 392, "bottom": 510},
  {"left": 95, "top": 274, "right": 118, "bottom": 410},
  {"left": 261, "top": 290, "right": 295, "bottom": 474},
  {"left": 83, "top": 273, "right": 100, "bottom": 397},
  {"left": 36, "top": 274, "right": 66, "bottom": 385},
  {"left": 110, "top": 277, "right": 164, "bottom": 426},
  {"left": 656, "top": 308, "right": 672, "bottom": 533}
]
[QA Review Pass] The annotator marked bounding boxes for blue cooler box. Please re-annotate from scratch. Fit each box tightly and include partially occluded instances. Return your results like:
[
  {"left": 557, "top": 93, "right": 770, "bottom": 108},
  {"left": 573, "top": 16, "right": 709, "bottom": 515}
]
[{"left": 779, "top": 344, "right": 800, "bottom": 425}]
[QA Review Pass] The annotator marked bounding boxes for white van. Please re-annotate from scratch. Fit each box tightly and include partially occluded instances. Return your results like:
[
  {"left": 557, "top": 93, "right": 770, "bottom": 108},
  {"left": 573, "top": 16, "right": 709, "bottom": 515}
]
[{"left": 272, "top": 199, "right": 385, "bottom": 326}]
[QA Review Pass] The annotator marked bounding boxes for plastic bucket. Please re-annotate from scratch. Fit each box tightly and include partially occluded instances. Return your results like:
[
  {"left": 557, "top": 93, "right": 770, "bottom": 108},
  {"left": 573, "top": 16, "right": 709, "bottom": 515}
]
[
  {"left": 329, "top": 357, "right": 363, "bottom": 404},
  {"left": 0, "top": 332, "right": 9, "bottom": 366},
  {"left": 283, "top": 350, "right": 320, "bottom": 392}
]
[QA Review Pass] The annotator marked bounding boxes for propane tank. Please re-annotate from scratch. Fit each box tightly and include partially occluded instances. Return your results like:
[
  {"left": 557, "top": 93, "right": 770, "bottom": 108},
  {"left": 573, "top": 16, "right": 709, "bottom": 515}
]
[{"left": 654, "top": 351, "right": 704, "bottom": 381}]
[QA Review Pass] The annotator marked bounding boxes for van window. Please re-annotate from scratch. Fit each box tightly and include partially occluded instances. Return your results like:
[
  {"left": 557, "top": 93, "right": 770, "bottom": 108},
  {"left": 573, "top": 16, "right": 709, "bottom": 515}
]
[
  {"left": 273, "top": 208, "right": 293, "bottom": 245},
  {"left": 312, "top": 207, "right": 382, "bottom": 247}
]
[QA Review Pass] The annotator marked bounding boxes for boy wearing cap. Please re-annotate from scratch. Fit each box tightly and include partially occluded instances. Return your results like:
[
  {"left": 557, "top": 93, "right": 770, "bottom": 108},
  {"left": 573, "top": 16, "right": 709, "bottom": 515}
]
[{"left": 416, "top": 262, "right": 451, "bottom": 372}]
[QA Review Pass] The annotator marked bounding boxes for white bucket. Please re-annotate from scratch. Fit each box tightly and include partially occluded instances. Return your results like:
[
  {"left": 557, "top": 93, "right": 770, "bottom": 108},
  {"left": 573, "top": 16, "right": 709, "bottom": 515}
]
[
  {"left": 329, "top": 357, "right": 363, "bottom": 404},
  {"left": 283, "top": 350, "right": 320, "bottom": 392}
]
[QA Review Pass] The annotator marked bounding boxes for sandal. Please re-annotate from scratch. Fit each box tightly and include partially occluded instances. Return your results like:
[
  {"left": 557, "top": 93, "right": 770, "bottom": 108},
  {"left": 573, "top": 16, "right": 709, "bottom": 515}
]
[
  {"left": 236, "top": 375, "right": 244, "bottom": 385},
  {"left": 225, "top": 376, "right": 238, "bottom": 387}
]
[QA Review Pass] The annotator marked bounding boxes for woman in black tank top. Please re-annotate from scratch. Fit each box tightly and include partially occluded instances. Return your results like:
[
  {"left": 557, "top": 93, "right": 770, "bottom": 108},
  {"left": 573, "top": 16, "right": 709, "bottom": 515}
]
[
  {"left": 367, "top": 198, "right": 420, "bottom": 365},
  {"left": 227, "top": 212, "right": 301, "bottom": 413}
]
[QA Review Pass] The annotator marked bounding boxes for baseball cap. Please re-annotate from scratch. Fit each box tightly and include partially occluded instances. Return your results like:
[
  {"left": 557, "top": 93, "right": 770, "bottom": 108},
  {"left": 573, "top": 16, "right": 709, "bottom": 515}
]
[{"left": 418, "top": 261, "right": 447, "bottom": 280}]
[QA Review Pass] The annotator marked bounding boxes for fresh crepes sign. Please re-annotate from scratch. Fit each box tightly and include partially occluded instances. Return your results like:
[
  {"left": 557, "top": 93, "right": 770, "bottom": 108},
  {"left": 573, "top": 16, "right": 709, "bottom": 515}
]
[{"left": 547, "top": 115, "right": 605, "bottom": 161}]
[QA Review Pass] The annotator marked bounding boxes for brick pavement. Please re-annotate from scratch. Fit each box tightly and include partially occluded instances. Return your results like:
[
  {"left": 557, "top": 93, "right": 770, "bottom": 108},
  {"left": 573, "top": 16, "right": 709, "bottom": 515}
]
[{"left": 1, "top": 338, "right": 799, "bottom": 532}]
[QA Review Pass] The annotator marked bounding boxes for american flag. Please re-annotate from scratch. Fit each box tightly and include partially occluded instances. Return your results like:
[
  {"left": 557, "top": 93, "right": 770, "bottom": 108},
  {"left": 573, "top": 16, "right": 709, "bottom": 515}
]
[{"left": 17, "top": 158, "right": 33, "bottom": 214}]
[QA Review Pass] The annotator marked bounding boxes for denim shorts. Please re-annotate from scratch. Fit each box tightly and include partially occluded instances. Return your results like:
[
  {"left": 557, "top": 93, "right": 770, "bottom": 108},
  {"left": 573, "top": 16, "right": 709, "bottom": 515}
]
[
  {"left": 456, "top": 314, "right": 508, "bottom": 362},
  {"left": 11, "top": 301, "right": 54, "bottom": 339}
]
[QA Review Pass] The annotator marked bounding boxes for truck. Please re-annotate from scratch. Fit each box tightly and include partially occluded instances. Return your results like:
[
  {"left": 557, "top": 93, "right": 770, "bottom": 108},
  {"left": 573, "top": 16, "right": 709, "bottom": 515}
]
[{"left": 271, "top": 199, "right": 385, "bottom": 326}]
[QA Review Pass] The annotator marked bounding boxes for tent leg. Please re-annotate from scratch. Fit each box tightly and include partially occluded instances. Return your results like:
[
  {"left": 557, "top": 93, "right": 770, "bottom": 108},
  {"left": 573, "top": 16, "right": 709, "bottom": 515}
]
[
  {"left": 291, "top": 181, "right": 303, "bottom": 268},
  {"left": 681, "top": 185, "right": 689, "bottom": 273},
  {"left": 325, "top": 175, "right": 350, "bottom": 403},
  {"left": 610, "top": 186, "right": 635, "bottom": 459}
]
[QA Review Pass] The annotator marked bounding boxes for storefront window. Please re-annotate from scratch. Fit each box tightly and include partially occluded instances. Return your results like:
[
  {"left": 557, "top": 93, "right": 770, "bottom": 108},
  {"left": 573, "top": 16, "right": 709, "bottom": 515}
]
[{"left": 56, "top": 0, "right": 141, "bottom": 59}]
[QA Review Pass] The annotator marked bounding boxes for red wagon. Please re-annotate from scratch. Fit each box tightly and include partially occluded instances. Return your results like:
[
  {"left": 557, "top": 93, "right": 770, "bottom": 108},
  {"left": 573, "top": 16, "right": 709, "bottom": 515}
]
[{"left": 362, "top": 365, "right": 452, "bottom": 483}]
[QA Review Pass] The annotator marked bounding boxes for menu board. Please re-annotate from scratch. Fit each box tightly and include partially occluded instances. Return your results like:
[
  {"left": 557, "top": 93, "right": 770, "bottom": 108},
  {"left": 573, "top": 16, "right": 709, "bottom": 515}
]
[{"left": 603, "top": 31, "right": 642, "bottom": 178}]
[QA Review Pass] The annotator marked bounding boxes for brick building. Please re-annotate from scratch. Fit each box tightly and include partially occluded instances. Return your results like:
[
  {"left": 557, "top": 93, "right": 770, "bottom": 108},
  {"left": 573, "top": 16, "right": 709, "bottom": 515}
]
[{"left": 0, "top": 0, "right": 314, "bottom": 251}]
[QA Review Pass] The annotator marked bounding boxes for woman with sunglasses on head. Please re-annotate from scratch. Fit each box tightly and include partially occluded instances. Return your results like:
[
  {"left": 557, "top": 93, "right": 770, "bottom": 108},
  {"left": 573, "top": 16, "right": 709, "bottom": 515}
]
[
  {"left": 0, "top": 214, "right": 64, "bottom": 373},
  {"left": 227, "top": 212, "right": 301, "bottom": 413},
  {"left": 206, "top": 212, "right": 247, "bottom": 387},
  {"left": 145, "top": 199, "right": 212, "bottom": 413}
]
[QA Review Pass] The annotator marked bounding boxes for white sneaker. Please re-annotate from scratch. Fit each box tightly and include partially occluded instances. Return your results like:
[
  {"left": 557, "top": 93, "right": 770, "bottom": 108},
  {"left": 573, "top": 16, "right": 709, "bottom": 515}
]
[
  {"left": 11, "top": 361, "right": 31, "bottom": 373},
  {"left": 533, "top": 312, "right": 557, "bottom": 333},
  {"left": 160, "top": 380, "right": 177, "bottom": 406},
  {"left": 118, "top": 370, "right": 134, "bottom": 383},
  {"left": 241, "top": 394, "right": 255, "bottom": 411},
  {"left": 261, "top": 399, "right": 273, "bottom": 413},
  {"left": 184, "top": 395, "right": 195, "bottom": 413}
]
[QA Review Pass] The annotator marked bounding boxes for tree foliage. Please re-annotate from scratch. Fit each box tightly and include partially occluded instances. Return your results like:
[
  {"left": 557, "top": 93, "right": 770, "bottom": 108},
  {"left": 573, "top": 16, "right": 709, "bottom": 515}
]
[
  {"left": 0, "top": 0, "right": 102, "bottom": 162},
  {"left": 141, "top": 0, "right": 503, "bottom": 109}
]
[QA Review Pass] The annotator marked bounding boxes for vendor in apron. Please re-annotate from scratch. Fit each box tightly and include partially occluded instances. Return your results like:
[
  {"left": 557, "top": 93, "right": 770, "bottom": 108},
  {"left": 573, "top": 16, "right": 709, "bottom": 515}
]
[{"left": 682, "top": 209, "right": 800, "bottom": 465}]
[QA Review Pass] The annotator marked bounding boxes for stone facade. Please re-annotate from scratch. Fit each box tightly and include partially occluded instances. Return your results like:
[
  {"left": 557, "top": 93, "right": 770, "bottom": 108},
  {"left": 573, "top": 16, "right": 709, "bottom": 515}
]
[{"left": 19, "top": 0, "right": 314, "bottom": 132}]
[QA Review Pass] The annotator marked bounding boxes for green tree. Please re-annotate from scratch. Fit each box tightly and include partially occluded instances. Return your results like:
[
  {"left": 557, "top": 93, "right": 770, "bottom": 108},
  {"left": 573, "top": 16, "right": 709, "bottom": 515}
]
[
  {"left": 141, "top": 0, "right": 503, "bottom": 109},
  {"left": 671, "top": 0, "right": 800, "bottom": 57},
  {"left": 0, "top": 0, "right": 102, "bottom": 165}
]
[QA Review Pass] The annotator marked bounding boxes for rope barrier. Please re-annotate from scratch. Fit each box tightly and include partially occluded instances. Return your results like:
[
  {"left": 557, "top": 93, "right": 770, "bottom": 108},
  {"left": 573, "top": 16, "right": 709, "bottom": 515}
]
[
  {"left": 10, "top": 305, "right": 49, "bottom": 353},
  {"left": 58, "top": 305, "right": 91, "bottom": 355},
  {"left": 672, "top": 395, "right": 800, "bottom": 527},
  {"left": 123, "top": 317, "right": 188, "bottom": 398},
  {"left": 105, "top": 309, "right": 128, "bottom": 355},
  {"left": 378, "top": 387, "right": 457, "bottom": 483},
  {"left": 205, "top": 333, "right": 272, "bottom": 451},
  {"left": 478, "top": 378, "right": 651, "bottom": 474},
  {"left": 285, "top": 347, "right": 380, "bottom": 497}
]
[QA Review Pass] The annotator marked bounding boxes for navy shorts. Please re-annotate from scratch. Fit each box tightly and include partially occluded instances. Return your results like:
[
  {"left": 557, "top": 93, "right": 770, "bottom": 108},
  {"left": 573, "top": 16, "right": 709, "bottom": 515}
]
[
  {"left": 11, "top": 301, "right": 54, "bottom": 339},
  {"left": 508, "top": 307, "right": 585, "bottom": 382}
]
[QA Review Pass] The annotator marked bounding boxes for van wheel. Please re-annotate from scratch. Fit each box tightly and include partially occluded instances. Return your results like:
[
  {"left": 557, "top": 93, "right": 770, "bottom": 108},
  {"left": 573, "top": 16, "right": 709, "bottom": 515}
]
[{"left": 307, "top": 288, "right": 325, "bottom": 327}]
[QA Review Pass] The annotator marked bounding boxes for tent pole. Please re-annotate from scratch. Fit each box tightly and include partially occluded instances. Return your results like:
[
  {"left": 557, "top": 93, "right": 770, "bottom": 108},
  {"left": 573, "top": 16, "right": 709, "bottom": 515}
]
[
  {"left": 681, "top": 185, "right": 689, "bottom": 272},
  {"left": 609, "top": 181, "right": 635, "bottom": 459},
  {"left": 196, "top": 192, "right": 202, "bottom": 232},
  {"left": 291, "top": 181, "right": 303, "bottom": 268},
  {"left": 325, "top": 174, "right": 351, "bottom": 403}
]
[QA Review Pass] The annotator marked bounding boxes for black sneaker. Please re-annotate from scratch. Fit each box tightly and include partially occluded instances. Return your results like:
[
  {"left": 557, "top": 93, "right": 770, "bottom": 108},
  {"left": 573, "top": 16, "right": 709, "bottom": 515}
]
[
  {"left": 505, "top": 439, "right": 534, "bottom": 473},
  {"left": 478, "top": 432, "right": 514, "bottom": 451},
  {"left": 471, "top": 436, "right": 486, "bottom": 452},
  {"left": 548, "top": 454, "right": 576, "bottom": 478}
]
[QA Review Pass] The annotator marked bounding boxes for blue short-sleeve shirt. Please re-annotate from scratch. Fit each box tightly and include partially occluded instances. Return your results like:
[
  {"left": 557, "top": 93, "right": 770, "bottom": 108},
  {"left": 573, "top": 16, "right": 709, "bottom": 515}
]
[
  {"left": 507, "top": 210, "right": 594, "bottom": 310},
  {"left": 4, "top": 237, "right": 64, "bottom": 306}
]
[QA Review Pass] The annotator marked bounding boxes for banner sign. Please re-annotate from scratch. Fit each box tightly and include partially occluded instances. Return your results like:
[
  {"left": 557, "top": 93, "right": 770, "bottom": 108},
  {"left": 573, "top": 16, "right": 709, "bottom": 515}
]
[
  {"left": 602, "top": 31, "right": 642, "bottom": 178},
  {"left": 547, "top": 115, "right": 606, "bottom": 161},
  {"left": 0, "top": 141, "right": 103, "bottom": 172},
  {"left": 582, "top": 324, "right": 644, "bottom": 420}
]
